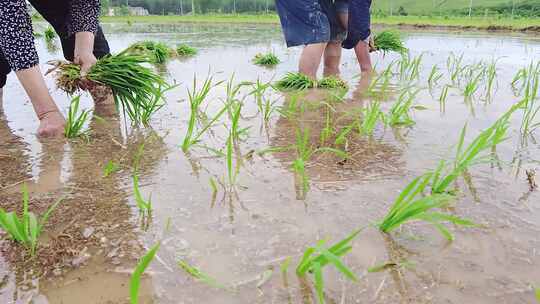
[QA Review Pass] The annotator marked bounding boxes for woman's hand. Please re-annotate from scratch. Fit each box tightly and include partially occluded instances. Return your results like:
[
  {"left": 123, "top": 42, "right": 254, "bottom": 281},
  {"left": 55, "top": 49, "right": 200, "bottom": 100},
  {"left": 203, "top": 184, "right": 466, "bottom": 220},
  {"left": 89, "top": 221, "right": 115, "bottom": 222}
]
[
  {"left": 73, "top": 51, "right": 97, "bottom": 76},
  {"left": 74, "top": 32, "right": 96, "bottom": 76},
  {"left": 38, "top": 110, "right": 65, "bottom": 138}
]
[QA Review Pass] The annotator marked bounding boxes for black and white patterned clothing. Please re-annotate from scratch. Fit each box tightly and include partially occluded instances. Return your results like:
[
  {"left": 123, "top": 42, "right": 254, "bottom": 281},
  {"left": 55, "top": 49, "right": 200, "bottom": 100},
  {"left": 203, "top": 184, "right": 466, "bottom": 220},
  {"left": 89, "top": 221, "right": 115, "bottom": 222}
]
[{"left": 0, "top": 0, "right": 100, "bottom": 72}]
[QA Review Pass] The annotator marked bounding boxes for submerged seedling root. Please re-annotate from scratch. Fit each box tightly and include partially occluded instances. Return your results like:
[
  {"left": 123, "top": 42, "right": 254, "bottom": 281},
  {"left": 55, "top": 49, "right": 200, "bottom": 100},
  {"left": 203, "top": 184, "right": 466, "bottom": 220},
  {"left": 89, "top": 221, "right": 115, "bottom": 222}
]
[{"left": 253, "top": 53, "right": 280, "bottom": 66}]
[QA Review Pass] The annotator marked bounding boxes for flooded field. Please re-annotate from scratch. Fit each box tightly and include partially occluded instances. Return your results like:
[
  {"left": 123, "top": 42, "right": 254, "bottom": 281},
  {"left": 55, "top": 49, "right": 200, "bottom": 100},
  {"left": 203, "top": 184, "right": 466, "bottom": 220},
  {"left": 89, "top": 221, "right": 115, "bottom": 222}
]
[{"left": 1, "top": 22, "right": 540, "bottom": 303}]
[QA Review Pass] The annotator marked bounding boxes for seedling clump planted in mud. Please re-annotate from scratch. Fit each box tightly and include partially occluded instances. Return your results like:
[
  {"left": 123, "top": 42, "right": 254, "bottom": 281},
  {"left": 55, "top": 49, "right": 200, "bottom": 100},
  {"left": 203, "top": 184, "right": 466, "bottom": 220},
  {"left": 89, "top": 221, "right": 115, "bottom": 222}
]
[
  {"left": 64, "top": 95, "right": 91, "bottom": 139},
  {"left": 51, "top": 51, "right": 171, "bottom": 126},
  {"left": 130, "top": 242, "right": 160, "bottom": 304},
  {"left": 0, "top": 184, "right": 62, "bottom": 255},
  {"left": 127, "top": 41, "right": 175, "bottom": 64},
  {"left": 275, "top": 72, "right": 315, "bottom": 91},
  {"left": 176, "top": 44, "right": 198, "bottom": 57},
  {"left": 317, "top": 76, "right": 348, "bottom": 90},
  {"left": 296, "top": 229, "right": 362, "bottom": 304},
  {"left": 253, "top": 53, "right": 280, "bottom": 66}
]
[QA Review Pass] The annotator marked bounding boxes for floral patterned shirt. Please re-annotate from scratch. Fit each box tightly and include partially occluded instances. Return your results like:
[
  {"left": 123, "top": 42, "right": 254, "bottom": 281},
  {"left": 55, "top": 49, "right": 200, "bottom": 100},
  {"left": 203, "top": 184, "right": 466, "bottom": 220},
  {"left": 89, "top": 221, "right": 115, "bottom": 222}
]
[{"left": 0, "top": 0, "right": 100, "bottom": 71}]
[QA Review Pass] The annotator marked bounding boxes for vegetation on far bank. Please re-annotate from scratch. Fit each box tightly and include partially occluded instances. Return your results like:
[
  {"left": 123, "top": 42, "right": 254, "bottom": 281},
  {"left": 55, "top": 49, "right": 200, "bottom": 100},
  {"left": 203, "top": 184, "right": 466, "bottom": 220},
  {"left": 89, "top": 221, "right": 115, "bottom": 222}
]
[{"left": 99, "top": 14, "right": 540, "bottom": 32}]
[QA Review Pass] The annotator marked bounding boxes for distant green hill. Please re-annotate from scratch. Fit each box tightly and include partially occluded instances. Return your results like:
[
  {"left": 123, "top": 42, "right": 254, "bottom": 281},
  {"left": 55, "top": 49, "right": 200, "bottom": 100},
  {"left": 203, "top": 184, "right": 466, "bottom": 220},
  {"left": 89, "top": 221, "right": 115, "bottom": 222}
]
[{"left": 372, "top": 0, "right": 540, "bottom": 16}]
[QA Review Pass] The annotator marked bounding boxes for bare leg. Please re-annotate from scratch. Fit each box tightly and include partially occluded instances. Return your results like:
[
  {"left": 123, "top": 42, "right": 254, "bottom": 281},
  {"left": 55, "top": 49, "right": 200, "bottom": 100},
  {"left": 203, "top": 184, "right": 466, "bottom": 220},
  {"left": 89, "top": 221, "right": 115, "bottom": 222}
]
[
  {"left": 355, "top": 41, "right": 373, "bottom": 73},
  {"left": 323, "top": 13, "right": 349, "bottom": 77},
  {"left": 299, "top": 43, "right": 327, "bottom": 79}
]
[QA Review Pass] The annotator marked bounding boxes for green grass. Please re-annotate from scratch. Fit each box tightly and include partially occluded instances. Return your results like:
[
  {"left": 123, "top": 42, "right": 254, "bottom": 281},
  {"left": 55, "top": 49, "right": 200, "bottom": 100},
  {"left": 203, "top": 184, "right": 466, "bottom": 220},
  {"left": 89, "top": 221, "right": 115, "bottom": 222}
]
[
  {"left": 378, "top": 173, "right": 476, "bottom": 241},
  {"left": 130, "top": 242, "right": 160, "bottom": 304},
  {"left": 176, "top": 44, "right": 198, "bottom": 57},
  {"left": 99, "top": 14, "right": 540, "bottom": 31},
  {"left": 54, "top": 51, "right": 171, "bottom": 126},
  {"left": 296, "top": 229, "right": 362, "bottom": 304},
  {"left": 127, "top": 41, "right": 175, "bottom": 64},
  {"left": 0, "top": 184, "right": 62, "bottom": 255},
  {"left": 252, "top": 53, "right": 280, "bottom": 66},
  {"left": 64, "top": 95, "right": 91, "bottom": 139},
  {"left": 373, "top": 30, "right": 407, "bottom": 54},
  {"left": 44, "top": 26, "right": 55, "bottom": 43},
  {"left": 275, "top": 72, "right": 315, "bottom": 91}
]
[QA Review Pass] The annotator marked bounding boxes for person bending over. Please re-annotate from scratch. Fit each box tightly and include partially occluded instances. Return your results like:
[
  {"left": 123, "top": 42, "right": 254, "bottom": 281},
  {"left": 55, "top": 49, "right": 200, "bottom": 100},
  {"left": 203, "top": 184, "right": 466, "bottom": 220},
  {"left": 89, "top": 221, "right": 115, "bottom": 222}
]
[
  {"left": 0, "top": 0, "right": 111, "bottom": 138},
  {"left": 275, "top": 0, "right": 347, "bottom": 79}
]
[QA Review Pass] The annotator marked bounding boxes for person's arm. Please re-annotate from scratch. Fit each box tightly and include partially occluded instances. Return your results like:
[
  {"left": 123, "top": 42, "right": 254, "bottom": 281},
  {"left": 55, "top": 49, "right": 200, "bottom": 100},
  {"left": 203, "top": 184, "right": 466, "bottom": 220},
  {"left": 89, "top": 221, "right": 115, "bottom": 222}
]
[
  {"left": 68, "top": 0, "right": 101, "bottom": 75},
  {"left": 0, "top": 1, "right": 65, "bottom": 137}
]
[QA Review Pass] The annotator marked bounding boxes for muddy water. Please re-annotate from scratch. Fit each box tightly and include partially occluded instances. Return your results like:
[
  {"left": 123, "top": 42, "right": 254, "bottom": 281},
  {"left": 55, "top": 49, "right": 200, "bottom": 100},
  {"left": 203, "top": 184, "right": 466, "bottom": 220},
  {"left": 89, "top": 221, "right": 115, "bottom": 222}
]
[{"left": 0, "top": 23, "right": 540, "bottom": 303}]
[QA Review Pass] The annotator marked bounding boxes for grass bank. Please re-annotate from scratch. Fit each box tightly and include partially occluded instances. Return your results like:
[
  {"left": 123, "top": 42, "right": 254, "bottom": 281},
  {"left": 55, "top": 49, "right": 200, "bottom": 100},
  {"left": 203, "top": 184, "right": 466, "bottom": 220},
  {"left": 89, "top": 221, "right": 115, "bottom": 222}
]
[{"left": 100, "top": 14, "right": 540, "bottom": 32}]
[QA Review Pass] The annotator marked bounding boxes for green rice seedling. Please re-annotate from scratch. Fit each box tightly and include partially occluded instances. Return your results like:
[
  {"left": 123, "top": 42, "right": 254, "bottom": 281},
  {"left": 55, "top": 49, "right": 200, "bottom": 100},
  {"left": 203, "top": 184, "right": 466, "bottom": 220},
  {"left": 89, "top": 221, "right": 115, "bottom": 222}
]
[
  {"left": 512, "top": 62, "right": 539, "bottom": 96},
  {"left": 64, "top": 95, "right": 91, "bottom": 139},
  {"left": 275, "top": 72, "right": 315, "bottom": 91},
  {"left": 407, "top": 54, "right": 424, "bottom": 82},
  {"left": 359, "top": 101, "right": 383, "bottom": 136},
  {"left": 519, "top": 72, "right": 540, "bottom": 140},
  {"left": 130, "top": 242, "right": 160, "bottom": 304},
  {"left": 432, "top": 104, "right": 519, "bottom": 195},
  {"left": 176, "top": 44, "right": 197, "bottom": 57},
  {"left": 252, "top": 53, "right": 280, "bottom": 66},
  {"left": 385, "top": 88, "right": 420, "bottom": 127},
  {"left": 0, "top": 184, "right": 62, "bottom": 255},
  {"left": 127, "top": 41, "right": 175, "bottom": 64},
  {"left": 439, "top": 85, "right": 450, "bottom": 112},
  {"left": 484, "top": 60, "right": 498, "bottom": 100},
  {"left": 103, "top": 160, "right": 120, "bottom": 177},
  {"left": 397, "top": 52, "right": 423, "bottom": 82},
  {"left": 181, "top": 75, "right": 226, "bottom": 152},
  {"left": 317, "top": 76, "right": 348, "bottom": 90},
  {"left": 44, "top": 26, "right": 55, "bottom": 43},
  {"left": 428, "top": 65, "right": 443, "bottom": 89},
  {"left": 378, "top": 173, "right": 475, "bottom": 241},
  {"left": 463, "top": 69, "right": 484, "bottom": 99},
  {"left": 178, "top": 260, "right": 228, "bottom": 290},
  {"left": 278, "top": 93, "right": 302, "bottom": 119},
  {"left": 52, "top": 51, "right": 171, "bottom": 126},
  {"left": 133, "top": 173, "right": 152, "bottom": 216},
  {"left": 447, "top": 52, "right": 465, "bottom": 84},
  {"left": 535, "top": 287, "right": 540, "bottom": 302},
  {"left": 320, "top": 106, "right": 335, "bottom": 144},
  {"left": 373, "top": 30, "right": 407, "bottom": 54},
  {"left": 296, "top": 229, "right": 363, "bottom": 304}
]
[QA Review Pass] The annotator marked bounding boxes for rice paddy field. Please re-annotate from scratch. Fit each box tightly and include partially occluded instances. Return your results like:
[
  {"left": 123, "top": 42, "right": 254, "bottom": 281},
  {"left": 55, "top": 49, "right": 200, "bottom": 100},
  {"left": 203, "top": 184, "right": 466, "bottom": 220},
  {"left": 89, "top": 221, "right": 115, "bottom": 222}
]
[{"left": 1, "top": 22, "right": 540, "bottom": 303}]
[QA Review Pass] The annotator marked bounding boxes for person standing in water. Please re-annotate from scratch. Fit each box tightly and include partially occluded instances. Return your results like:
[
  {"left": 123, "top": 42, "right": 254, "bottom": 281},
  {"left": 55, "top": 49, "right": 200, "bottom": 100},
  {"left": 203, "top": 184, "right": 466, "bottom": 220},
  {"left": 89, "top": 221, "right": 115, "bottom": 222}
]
[{"left": 0, "top": 0, "right": 111, "bottom": 138}]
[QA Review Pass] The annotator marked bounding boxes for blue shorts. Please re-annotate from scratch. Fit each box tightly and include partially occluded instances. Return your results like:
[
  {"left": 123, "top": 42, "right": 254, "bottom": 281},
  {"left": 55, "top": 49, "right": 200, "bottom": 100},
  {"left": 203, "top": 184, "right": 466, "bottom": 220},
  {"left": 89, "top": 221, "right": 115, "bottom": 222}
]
[
  {"left": 335, "top": 0, "right": 349, "bottom": 14},
  {"left": 343, "top": 0, "right": 372, "bottom": 49},
  {"left": 275, "top": 0, "right": 347, "bottom": 47}
]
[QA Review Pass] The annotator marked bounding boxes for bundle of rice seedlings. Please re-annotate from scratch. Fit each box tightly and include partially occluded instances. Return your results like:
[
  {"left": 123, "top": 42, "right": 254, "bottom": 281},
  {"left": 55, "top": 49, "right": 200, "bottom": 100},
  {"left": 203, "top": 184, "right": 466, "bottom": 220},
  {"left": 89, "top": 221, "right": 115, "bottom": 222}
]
[
  {"left": 49, "top": 51, "right": 170, "bottom": 126},
  {"left": 317, "top": 76, "right": 348, "bottom": 90},
  {"left": 253, "top": 53, "right": 280, "bottom": 66},
  {"left": 373, "top": 30, "right": 407, "bottom": 54},
  {"left": 176, "top": 44, "right": 198, "bottom": 57},
  {"left": 275, "top": 72, "right": 315, "bottom": 91},
  {"left": 127, "top": 41, "right": 175, "bottom": 64}
]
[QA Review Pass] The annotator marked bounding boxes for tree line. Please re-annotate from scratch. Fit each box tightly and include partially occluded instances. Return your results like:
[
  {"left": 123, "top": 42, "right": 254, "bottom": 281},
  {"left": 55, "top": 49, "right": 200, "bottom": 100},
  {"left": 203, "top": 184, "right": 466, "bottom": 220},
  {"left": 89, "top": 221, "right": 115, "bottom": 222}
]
[{"left": 103, "top": 0, "right": 276, "bottom": 14}]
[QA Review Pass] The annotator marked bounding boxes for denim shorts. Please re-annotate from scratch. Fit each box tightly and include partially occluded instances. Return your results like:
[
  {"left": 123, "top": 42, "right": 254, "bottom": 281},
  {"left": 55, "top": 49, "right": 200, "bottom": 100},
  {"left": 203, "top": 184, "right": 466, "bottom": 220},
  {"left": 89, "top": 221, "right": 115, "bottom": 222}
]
[
  {"left": 335, "top": 0, "right": 349, "bottom": 14},
  {"left": 275, "top": 0, "right": 347, "bottom": 47}
]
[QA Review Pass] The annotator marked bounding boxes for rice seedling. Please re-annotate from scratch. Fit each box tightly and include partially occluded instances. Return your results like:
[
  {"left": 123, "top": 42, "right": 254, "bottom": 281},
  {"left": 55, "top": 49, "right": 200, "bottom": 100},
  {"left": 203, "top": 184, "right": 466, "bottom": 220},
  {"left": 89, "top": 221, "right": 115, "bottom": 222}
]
[
  {"left": 64, "top": 95, "right": 91, "bottom": 139},
  {"left": 359, "top": 101, "right": 384, "bottom": 136},
  {"left": 176, "top": 44, "right": 198, "bottom": 57},
  {"left": 535, "top": 287, "right": 540, "bottom": 302},
  {"left": 133, "top": 173, "right": 152, "bottom": 216},
  {"left": 512, "top": 62, "right": 539, "bottom": 96},
  {"left": 439, "top": 85, "right": 450, "bottom": 112},
  {"left": 181, "top": 74, "right": 226, "bottom": 152},
  {"left": 317, "top": 76, "right": 348, "bottom": 90},
  {"left": 296, "top": 229, "right": 363, "bottom": 304},
  {"left": 484, "top": 60, "right": 498, "bottom": 100},
  {"left": 519, "top": 71, "right": 540, "bottom": 140},
  {"left": 431, "top": 104, "right": 519, "bottom": 195},
  {"left": 447, "top": 52, "right": 466, "bottom": 84},
  {"left": 428, "top": 65, "right": 443, "bottom": 89},
  {"left": 0, "top": 184, "right": 62, "bottom": 255},
  {"left": 250, "top": 78, "right": 274, "bottom": 120},
  {"left": 385, "top": 88, "right": 421, "bottom": 127},
  {"left": 397, "top": 52, "right": 423, "bottom": 82},
  {"left": 178, "top": 260, "right": 228, "bottom": 290},
  {"left": 44, "top": 26, "right": 56, "bottom": 43},
  {"left": 130, "top": 242, "right": 160, "bottom": 304},
  {"left": 103, "top": 160, "right": 120, "bottom": 177},
  {"left": 50, "top": 51, "right": 171, "bottom": 126},
  {"left": 275, "top": 72, "right": 315, "bottom": 91},
  {"left": 378, "top": 173, "right": 476, "bottom": 241},
  {"left": 463, "top": 69, "right": 484, "bottom": 99},
  {"left": 277, "top": 93, "right": 302, "bottom": 119},
  {"left": 320, "top": 106, "right": 335, "bottom": 144},
  {"left": 373, "top": 30, "right": 407, "bottom": 54},
  {"left": 127, "top": 41, "right": 175, "bottom": 64},
  {"left": 252, "top": 52, "right": 280, "bottom": 66}
]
